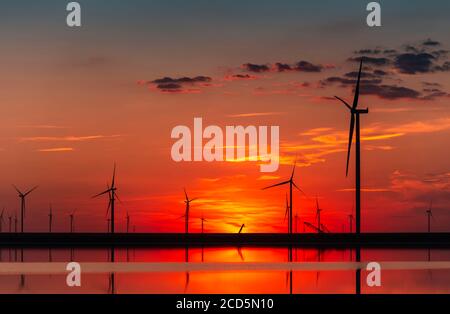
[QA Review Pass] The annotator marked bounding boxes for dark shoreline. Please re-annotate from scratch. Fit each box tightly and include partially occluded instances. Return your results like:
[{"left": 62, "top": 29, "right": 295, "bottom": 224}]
[{"left": 0, "top": 232, "right": 449, "bottom": 248}]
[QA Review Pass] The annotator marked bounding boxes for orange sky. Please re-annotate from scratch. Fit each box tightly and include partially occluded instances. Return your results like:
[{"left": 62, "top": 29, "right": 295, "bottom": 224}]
[{"left": 0, "top": 1, "right": 449, "bottom": 233}]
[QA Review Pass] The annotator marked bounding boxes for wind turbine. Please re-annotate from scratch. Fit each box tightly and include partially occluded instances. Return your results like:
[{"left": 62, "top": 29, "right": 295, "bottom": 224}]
[
  {"left": 69, "top": 210, "right": 76, "bottom": 233},
  {"left": 93, "top": 164, "right": 118, "bottom": 234},
  {"left": 283, "top": 193, "right": 289, "bottom": 233},
  {"left": 315, "top": 196, "right": 323, "bottom": 232},
  {"left": 263, "top": 162, "right": 305, "bottom": 234},
  {"left": 334, "top": 59, "right": 369, "bottom": 234},
  {"left": 294, "top": 213, "right": 298, "bottom": 233},
  {"left": 0, "top": 209, "right": 5, "bottom": 233},
  {"left": 200, "top": 214, "right": 207, "bottom": 234},
  {"left": 14, "top": 213, "right": 18, "bottom": 233},
  {"left": 126, "top": 211, "right": 130, "bottom": 233},
  {"left": 48, "top": 204, "right": 53, "bottom": 233},
  {"left": 8, "top": 215, "right": 12, "bottom": 233},
  {"left": 182, "top": 188, "right": 198, "bottom": 234},
  {"left": 348, "top": 214, "right": 354, "bottom": 233},
  {"left": 426, "top": 201, "right": 433, "bottom": 233},
  {"left": 12, "top": 185, "right": 38, "bottom": 233},
  {"left": 238, "top": 224, "right": 245, "bottom": 233}
]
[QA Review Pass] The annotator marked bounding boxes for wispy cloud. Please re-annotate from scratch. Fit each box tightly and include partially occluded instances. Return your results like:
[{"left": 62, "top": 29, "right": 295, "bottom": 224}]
[
  {"left": 19, "top": 134, "right": 123, "bottom": 142},
  {"left": 337, "top": 188, "right": 391, "bottom": 192},
  {"left": 36, "top": 147, "right": 74, "bottom": 152},
  {"left": 227, "top": 112, "right": 285, "bottom": 118}
]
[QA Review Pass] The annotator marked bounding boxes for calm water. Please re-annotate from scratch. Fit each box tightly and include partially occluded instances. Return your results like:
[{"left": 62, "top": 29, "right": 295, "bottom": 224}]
[{"left": 0, "top": 247, "right": 449, "bottom": 294}]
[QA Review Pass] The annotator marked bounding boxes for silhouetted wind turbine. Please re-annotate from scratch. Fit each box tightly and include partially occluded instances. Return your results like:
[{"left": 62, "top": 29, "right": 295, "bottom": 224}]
[
  {"left": 294, "top": 213, "right": 298, "bottom": 233},
  {"left": 263, "top": 162, "right": 305, "bottom": 234},
  {"left": 334, "top": 59, "right": 369, "bottom": 235},
  {"left": 283, "top": 193, "right": 289, "bottom": 233},
  {"left": 238, "top": 224, "right": 245, "bottom": 233},
  {"left": 315, "top": 196, "right": 323, "bottom": 232},
  {"left": 8, "top": 215, "right": 12, "bottom": 233},
  {"left": 48, "top": 204, "right": 53, "bottom": 233},
  {"left": 12, "top": 185, "right": 38, "bottom": 233},
  {"left": 93, "top": 164, "right": 117, "bottom": 234},
  {"left": 14, "top": 213, "right": 18, "bottom": 233},
  {"left": 69, "top": 210, "right": 76, "bottom": 233},
  {"left": 182, "top": 189, "right": 198, "bottom": 234},
  {"left": 126, "top": 211, "right": 130, "bottom": 233},
  {"left": 200, "top": 214, "right": 207, "bottom": 234},
  {"left": 426, "top": 201, "right": 433, "bottom": 233},
  {"left": 0, "top": 209, "right": 5, "bottom": 233},
  {"left": 348, "top": 214, "right": 354, "bottom": 233},
  {"left": 304, "top": 221, "right": 323, "bottom": 233}
]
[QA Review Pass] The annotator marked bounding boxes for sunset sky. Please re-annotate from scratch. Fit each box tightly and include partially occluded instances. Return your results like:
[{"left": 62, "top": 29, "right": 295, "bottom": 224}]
[{"left": 0, "top": 0, "right": 449, "bottom": 233}]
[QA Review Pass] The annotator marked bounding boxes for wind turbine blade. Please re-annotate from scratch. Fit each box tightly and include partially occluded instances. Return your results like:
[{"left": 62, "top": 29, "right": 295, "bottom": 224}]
[
  {"left": 12, "top": 184, "right": 22, "bottom": 195},
  {"left": 316, "top": 196, "right": 319, "bottom": 210},
  {"left": 334, "top": 96, "right": 352, "bottom": 110},
  {"left": 352, "top": 59, "right": 363, "bottom": 109},
  {"left": 292, "top": 181, "right": 307, "bottom": 197},
  {"left": 346, "top": 113, "right": 355, "bottom": 177},
  {"left": 262, "top": 180, "right": 290, "bottom": 190},
  {"left": 92, "top": 189, "right": 111, "bottom": 198},
  {"left": 290, "top": 161, "right": 297, "bottom": 180},
  {"left": 111, "top": 163, "right": 116, "bottom": 187},
  {"left": 189, "top": 198, "right": 199, "bottom": 202},
  {"left": 115, "top": 193, "right": 124, "bottom": 204},
  {"left": 184, "top": 188, "right": 189, "bottom": 202},
  {"left": 24, "top": 186, "right": 38, "bottom": 196},
  {"left": 106, "top": 199, "right": 111, "bottom": 217}
]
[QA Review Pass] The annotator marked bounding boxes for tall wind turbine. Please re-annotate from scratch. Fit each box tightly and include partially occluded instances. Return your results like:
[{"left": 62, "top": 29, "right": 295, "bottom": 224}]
[
  {"left": 426, "top": 201, "right": 433, "bottom": 233},
  {"left": 182, "top": 189, "right": 197, "bottom": 234},
  {"left": 0, "top": 209, "right": 5, "bottom": 233},
  {"left": 263, "top": 162, "right": 305, "bottom": 234},
  {"left": 12, "top": 185, "right": 38, "bottom": 233},
  {"left": 334, "top": 59, "right": 369, "bottom": 234},
  {"left": 48, "top": 204, "right": 53, "bottom": 233},
  {"left": 93, "top": 164, "right": 117, "bottom": 234}
]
